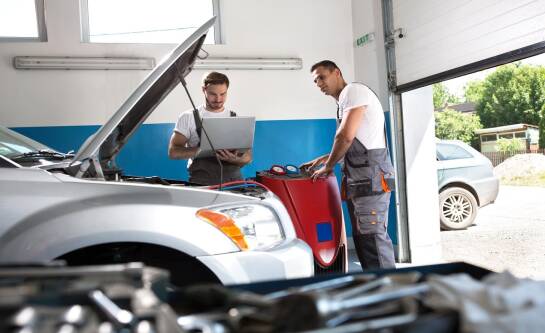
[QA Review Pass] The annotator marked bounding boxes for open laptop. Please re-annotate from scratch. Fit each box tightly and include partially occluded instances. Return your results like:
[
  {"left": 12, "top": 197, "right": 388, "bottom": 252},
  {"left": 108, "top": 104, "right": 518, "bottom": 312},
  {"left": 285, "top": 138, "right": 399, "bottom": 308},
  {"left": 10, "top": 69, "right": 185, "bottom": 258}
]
[{"left": 195, "top": 116, "right": 256, "bottom": 158}]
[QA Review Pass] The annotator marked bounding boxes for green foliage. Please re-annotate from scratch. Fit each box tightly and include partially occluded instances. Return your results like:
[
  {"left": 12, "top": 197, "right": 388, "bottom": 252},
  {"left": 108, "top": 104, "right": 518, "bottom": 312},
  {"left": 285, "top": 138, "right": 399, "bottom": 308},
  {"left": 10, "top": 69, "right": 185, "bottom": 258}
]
[
  {"left": 464, "top": 80, "right": 485, "bottom": 103},
  {"left": 433, "top": 83, "right": 461, "bottom": 109},
  {"left": 540, "top": 103, "right": 545, "bottom": 149},
  {"left": 435, "top": 108, "right": 482, "bottom": 144},
  {"left": 470, "top": 64, "right": 545, "bottom": 128},
  {"left": 496, "top": 138, "right": 525, "bottom": 153}
]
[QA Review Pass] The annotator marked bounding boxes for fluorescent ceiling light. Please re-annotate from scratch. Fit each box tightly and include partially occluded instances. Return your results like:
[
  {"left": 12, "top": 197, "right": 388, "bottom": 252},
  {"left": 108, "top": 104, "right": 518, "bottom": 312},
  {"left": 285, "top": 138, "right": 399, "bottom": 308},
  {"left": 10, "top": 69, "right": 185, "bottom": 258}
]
[
  {"left": 13, "top": 56, "right": 155, "bottom": 70},
  {"left": 193, "top": 57, "right": 303, "bottom": 70},
  {"left": 13, "top": 56, "right": 302, "bottom": 71}
]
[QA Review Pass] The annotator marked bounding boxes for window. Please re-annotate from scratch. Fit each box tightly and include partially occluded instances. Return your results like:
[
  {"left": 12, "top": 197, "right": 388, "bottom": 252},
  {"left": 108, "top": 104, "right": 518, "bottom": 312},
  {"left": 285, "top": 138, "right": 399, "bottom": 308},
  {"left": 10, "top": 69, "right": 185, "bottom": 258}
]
[
  {"left": 81, "top": 0, "right": 221, "bottom": 44},
  {"left": 0, "top": 0, "right": 46, "bottom": 41},
  {"left": 481, "top": 134, "right": 497, "bottom": 142},
  {"left": 514, "top": 132, "right": 527, "bottom": 139},
  {"left": 436, "top": 143, "right": 473, "bottom": 161},
  {"left": 499, "top": 133, "right": 514, "bottom": 139}
]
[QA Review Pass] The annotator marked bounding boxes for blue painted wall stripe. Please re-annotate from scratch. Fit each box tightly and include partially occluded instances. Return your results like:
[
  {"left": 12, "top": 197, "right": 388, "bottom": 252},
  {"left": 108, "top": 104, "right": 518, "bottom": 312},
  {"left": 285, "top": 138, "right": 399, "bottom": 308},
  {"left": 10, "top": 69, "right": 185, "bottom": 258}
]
[{"left": 12, "top": 117, "right": 397, "bottom": 244}]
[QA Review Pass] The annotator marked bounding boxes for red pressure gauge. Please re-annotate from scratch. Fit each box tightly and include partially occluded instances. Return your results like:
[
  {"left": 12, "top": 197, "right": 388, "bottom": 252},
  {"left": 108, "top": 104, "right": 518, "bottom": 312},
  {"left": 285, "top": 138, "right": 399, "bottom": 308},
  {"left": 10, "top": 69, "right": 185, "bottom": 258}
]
[{"left": 269, "top": 164, "right": 287, "bottom": 175}]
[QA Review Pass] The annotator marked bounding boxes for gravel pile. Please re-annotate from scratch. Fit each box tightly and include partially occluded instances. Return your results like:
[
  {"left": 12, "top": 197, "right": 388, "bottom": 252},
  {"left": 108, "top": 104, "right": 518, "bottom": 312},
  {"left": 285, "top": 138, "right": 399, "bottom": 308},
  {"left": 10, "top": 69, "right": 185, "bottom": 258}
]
[{"left": 494, "top": 154, "right": 545, "bottom": 180}]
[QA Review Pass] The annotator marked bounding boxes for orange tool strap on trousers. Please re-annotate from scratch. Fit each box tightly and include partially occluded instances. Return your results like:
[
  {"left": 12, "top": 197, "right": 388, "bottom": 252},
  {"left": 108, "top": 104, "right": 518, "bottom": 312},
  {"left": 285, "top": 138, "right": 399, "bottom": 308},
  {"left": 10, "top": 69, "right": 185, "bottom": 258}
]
[{"left": 342, "top": 173, "right": 393, "bottom": 201}]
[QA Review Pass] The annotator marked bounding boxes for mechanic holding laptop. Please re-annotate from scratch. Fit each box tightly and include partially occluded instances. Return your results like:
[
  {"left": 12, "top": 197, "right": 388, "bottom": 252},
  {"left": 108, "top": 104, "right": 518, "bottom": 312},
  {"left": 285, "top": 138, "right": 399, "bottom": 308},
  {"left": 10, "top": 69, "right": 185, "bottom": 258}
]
[{"left": 168, "top": 72, "right": 252, "bottom": 185}]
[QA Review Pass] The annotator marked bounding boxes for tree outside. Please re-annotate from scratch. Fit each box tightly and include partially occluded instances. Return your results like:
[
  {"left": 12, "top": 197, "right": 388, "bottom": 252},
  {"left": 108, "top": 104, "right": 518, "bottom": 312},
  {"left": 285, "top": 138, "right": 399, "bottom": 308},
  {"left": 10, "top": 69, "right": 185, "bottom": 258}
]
[
  {"left": 467, "top": 63, "right": 545, "bottom": 129},
  {"left": 433, "top": 83, "right": 460, "bottom": 109},
  {"left": 540, "top": 104, "right": 545, "bottom": 149},
  {"left": 435, "top": 108, "right": 482, "bottom": 144},
  {"left": 464, "top": 79, "right": 485, "bottom": 103},
  {"left": 435, "top": 61, "right": 545, "bottom": 154}
]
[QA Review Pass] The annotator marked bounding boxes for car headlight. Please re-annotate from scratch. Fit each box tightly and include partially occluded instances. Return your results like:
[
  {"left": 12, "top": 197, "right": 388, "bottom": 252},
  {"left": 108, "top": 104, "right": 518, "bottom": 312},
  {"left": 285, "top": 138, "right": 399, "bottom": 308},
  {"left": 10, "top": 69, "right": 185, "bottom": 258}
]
[{"left": 196, "top": 204, "right": 285, "bottom": 251}]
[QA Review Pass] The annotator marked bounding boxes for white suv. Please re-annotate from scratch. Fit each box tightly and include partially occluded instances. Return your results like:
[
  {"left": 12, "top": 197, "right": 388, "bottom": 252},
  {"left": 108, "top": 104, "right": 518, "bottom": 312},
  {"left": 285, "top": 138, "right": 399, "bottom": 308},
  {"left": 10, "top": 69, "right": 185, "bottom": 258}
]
[{"left": 0, "top": 18, "right": 313, "bottom": 286}]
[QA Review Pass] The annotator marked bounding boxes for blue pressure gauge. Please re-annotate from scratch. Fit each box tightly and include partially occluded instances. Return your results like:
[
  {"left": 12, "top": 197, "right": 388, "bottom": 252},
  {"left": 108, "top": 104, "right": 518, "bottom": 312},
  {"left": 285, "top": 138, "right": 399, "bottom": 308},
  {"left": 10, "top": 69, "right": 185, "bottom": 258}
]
[{"left": 285, "top": 164, "right": 300, "bottom": 175}]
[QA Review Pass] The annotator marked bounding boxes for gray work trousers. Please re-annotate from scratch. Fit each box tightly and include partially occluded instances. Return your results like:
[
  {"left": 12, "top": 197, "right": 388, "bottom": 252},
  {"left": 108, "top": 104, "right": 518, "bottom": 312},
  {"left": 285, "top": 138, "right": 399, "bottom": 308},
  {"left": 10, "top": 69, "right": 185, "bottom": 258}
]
[{"left": 347, "top": 192, "right": 396, "bottom": 269}]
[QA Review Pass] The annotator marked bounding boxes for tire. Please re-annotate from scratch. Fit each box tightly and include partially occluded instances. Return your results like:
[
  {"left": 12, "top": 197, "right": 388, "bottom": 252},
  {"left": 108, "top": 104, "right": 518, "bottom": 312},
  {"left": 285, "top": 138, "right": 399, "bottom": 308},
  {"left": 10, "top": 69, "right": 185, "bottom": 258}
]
[
  {"left": 58, "top": 243, "right": 221, "bottom": 288},
  {"left": 439, "top": 187, "right": 478, "bottom": 230}
]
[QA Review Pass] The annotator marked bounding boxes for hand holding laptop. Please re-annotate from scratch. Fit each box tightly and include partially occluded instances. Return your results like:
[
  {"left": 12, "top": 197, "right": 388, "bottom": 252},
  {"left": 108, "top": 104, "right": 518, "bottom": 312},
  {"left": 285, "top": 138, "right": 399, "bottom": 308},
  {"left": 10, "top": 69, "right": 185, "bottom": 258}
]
[
  {"left": 195, "top": 116, "right": 256, "bottom": 158},
  {"left": 216, "top": 149, "right": 240, "bottom": 161}
]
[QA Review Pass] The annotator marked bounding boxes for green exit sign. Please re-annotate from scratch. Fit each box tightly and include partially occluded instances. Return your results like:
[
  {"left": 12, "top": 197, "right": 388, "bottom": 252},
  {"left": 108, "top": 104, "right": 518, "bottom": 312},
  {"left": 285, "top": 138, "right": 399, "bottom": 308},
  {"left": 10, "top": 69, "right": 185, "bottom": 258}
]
[{"left": 356, "top": 32, "right": 375, "bottom": 47}]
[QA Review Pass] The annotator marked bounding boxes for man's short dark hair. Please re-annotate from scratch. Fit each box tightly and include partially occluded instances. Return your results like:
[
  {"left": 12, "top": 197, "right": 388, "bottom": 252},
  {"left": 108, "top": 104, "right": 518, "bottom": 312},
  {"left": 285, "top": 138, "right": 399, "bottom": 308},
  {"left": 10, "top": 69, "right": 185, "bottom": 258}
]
[
  {"left": 310, "top": 60, "right": 341, "bottom": 75},
  {"left": 203, "top": 71, "right": 230, "bottom": 88}
]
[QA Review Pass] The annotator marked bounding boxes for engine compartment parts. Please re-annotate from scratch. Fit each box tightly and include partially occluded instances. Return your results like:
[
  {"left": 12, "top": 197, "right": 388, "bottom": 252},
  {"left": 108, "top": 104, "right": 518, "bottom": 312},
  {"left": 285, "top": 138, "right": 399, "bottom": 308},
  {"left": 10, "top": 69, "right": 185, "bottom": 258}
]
[
  {"left": 1, "top": 261, "right": 509, "bottom": 333},
  {"left": 172, "top": 270, "right": 449, "bottom": 332},
  {"left": 0, "top": 263, "right": 182, "bottom": 333}
]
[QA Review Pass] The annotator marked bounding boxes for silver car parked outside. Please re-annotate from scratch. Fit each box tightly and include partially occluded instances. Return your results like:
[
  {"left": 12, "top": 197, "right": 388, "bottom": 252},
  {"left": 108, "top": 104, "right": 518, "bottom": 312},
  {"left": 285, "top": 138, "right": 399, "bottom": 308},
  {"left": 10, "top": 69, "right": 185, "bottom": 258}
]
[{"left": 437, "top": 140, "right": 500, "bottom": 230}]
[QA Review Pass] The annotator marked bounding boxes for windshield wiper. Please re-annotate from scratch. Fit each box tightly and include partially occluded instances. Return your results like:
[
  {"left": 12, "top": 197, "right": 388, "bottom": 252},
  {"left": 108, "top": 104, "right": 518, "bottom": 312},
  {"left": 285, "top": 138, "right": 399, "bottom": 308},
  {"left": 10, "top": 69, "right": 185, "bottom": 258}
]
[{"left": 10, "top": 150, "right": 75, "bottom": 161}]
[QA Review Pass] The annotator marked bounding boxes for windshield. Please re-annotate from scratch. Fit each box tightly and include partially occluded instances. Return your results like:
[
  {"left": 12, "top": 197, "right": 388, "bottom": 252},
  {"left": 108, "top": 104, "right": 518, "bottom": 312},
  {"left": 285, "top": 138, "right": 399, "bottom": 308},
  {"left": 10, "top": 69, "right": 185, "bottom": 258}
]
[{"left": 0, "top": 126, "right": 53, "bottom": 159}]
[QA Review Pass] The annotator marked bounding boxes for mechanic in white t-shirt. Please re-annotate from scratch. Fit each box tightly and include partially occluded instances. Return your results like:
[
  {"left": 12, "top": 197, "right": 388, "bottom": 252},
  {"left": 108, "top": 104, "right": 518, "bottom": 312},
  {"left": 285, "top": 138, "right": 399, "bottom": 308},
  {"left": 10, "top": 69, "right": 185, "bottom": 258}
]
[
  {"left": 301, "top": 60, "right": 396, "bottom": 269},
  {"left": 168, "top": 72, "right": 252, "bottom": 185}
]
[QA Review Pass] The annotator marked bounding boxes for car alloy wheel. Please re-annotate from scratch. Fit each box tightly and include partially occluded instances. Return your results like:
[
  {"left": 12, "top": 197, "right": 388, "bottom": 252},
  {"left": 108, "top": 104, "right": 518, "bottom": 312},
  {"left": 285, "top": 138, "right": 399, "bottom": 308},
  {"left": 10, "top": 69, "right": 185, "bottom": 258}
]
[{"left": 439, "top": 187, "right": 478, "bottom": 230}]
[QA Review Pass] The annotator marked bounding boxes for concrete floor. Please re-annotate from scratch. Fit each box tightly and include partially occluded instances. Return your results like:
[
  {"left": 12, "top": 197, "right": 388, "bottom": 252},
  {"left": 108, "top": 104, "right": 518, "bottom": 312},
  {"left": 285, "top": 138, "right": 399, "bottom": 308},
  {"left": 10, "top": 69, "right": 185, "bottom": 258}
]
[
  {"left": 347, "top": 249, "right": 361, "bottom": 273},
  {"left": 441, "top": 185, "right": 545, "bottom": 280},
  {"left": 346, "top": 185, "right": 545, "bottom": 280}
]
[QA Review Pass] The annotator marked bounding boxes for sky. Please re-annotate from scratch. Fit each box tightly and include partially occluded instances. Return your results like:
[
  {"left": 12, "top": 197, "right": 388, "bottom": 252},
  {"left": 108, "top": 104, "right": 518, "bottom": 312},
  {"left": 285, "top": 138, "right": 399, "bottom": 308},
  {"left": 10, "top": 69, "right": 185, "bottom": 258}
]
[{"left": 443, "top": 52, "right": 545, "bottom": 98}]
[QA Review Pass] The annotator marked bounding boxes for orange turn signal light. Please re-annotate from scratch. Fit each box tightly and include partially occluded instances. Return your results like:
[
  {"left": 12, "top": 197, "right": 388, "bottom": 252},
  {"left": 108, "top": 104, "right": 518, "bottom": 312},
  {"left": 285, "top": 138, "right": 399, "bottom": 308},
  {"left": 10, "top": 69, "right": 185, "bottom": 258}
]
[{"left": 196, "top": 209, "right": 249, "bottom": 250}]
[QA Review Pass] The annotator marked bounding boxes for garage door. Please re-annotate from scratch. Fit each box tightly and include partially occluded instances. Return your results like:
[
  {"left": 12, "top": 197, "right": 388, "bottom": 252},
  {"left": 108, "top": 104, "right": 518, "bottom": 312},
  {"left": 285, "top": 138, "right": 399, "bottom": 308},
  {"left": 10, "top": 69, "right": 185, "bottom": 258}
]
[{"left": 393, "top": 0, "right": 545, "bottom": 87}]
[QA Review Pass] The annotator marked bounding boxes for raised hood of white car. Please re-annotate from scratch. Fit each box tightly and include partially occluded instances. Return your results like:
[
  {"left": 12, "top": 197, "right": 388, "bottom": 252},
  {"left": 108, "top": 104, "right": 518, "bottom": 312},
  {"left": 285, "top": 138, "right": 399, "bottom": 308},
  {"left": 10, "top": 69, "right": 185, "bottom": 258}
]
[{"left": 71, "top": 17, "right": 216, "bottom": 166}]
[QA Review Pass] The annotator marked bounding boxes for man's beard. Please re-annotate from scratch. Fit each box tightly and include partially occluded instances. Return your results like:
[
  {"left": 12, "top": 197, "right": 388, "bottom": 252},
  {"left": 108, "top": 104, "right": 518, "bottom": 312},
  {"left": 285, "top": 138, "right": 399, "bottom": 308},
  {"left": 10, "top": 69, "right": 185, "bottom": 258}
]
[{"left": 206, "top": 100, "right": 223, "bottom": 111}]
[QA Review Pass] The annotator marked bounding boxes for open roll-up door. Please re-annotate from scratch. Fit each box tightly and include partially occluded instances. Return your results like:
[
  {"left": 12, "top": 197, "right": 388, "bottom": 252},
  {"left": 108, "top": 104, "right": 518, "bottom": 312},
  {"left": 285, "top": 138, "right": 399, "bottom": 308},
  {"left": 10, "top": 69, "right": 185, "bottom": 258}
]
[
  {"left": 382, "top": 0, "right": 545, "bottom": 264},
  {"left": 393, "top": 0, "right": 545, "bottom": 91}
]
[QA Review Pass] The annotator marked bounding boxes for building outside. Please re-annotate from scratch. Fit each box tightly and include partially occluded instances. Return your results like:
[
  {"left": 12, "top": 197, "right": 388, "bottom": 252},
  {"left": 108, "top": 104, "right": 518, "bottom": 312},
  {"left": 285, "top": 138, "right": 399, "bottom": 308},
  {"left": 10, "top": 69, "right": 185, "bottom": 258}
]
[
  {"left": 475, "top": 124, "right": 540, "bottom": 153},
  {"left": 434, "top": 102, "right": 477, "bottom": 115}
]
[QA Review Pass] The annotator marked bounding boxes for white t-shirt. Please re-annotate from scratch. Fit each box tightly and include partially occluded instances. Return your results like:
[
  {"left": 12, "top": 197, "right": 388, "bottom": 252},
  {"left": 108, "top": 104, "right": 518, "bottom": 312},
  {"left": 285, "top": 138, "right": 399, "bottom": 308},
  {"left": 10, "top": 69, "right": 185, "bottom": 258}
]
[
  {"left": 173, "top": 105, "right": 233, "bottom": 148},
  {"left": 338, "top": 83, "right": 386, "bottom": 149}
]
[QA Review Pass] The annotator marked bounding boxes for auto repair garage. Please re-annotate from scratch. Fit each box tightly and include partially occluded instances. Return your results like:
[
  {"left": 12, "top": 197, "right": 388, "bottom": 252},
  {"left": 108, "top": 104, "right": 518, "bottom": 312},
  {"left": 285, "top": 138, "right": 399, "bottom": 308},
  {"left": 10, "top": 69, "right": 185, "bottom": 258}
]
[{"left": 1, "top": 0, "right": 545, "bottom": 331}]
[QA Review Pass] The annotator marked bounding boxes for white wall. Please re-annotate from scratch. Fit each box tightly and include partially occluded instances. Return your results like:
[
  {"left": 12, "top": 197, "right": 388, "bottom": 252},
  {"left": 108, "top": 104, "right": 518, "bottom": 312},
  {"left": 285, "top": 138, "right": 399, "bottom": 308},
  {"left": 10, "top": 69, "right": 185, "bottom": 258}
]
[
  {"left": 0, "top": 0, "right": 355, "bottom": 127},
  {"left": 351, "top": 0, "right": 389, "bottom": 109}
]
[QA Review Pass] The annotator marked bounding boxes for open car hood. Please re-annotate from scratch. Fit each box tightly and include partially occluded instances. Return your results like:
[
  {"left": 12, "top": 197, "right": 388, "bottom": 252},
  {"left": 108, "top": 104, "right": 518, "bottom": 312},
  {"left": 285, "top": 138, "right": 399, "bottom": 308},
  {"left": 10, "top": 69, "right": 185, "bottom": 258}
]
[{"left": 71, "top": 17, "right": 216, "bottom": 166}]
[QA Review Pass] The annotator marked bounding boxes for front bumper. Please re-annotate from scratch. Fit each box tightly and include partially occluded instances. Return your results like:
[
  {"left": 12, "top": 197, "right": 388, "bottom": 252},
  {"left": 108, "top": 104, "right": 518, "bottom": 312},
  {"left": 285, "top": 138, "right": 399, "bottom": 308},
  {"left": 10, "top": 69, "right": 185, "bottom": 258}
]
[{"left": 197, "top": 238, "right": 314, "bottom": 285}]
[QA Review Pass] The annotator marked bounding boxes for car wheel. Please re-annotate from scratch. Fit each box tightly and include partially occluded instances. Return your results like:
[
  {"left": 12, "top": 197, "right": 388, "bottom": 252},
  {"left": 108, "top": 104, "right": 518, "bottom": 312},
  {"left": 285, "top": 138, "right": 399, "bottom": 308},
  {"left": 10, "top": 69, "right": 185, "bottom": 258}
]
[
  {"left": 439, "top": 187, "right": 478, "bottom": 230},
  {"left": 58, "top": 243, "right": 221, "bottom": 287}
]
